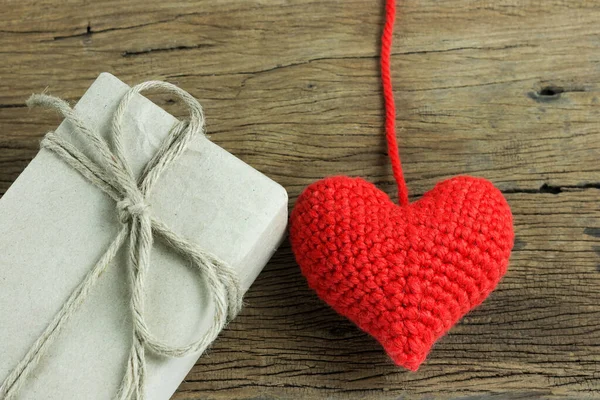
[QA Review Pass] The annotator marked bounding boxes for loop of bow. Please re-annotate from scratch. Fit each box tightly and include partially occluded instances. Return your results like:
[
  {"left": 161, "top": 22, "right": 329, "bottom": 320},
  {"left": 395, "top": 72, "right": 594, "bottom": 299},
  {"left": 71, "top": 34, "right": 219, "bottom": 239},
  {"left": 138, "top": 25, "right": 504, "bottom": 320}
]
[{"left": 0, "top": 81, "right": 242, "bottom": 400}]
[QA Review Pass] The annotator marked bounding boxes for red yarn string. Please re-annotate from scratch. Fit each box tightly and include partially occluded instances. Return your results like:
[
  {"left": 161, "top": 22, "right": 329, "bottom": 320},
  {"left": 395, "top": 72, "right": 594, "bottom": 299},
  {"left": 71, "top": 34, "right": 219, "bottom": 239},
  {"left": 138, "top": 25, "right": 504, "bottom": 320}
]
[{"left": 381, "top": 0, "right": 409, "bottom": 206}]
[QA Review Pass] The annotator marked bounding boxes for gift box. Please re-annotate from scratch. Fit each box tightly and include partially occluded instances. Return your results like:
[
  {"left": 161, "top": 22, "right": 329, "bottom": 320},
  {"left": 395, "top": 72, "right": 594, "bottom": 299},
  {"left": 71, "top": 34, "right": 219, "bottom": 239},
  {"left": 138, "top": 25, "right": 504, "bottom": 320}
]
[{"left": 0, "top": 73, "right": 288, "bottom": 399}]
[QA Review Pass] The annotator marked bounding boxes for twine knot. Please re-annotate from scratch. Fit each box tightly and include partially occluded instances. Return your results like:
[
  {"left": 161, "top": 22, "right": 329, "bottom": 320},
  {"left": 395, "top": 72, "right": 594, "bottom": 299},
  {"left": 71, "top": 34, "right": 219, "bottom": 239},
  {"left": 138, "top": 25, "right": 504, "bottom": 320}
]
[
  {"left": 1, "top": 81, "right": 243, "bottom": 400},
  {"left": 117, "top": 196, "right": 150, "bottom": 224}
]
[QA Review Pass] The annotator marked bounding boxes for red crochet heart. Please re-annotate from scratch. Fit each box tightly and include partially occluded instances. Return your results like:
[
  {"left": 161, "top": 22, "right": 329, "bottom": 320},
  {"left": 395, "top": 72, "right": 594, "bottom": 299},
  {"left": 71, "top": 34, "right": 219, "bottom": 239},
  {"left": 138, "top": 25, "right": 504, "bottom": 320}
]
[{"left": 290, "top": 175, "right": 514, "bottom": 371}]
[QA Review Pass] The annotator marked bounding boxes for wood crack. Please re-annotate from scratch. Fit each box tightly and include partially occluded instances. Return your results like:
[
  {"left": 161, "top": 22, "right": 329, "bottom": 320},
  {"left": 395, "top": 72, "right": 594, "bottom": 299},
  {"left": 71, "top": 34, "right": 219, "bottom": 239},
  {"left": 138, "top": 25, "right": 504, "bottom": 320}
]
[
  {"left": 166, "top": 44, "right": 535, "bottom": 80},
  {"left": 528, "top": 85, "right": 590, "bottom": 103},
  {"left": 399, "top": 182, "right": 600, "bottom": 200},
  {"left": 401, "top": 43, "right": 535, "bottom": 56},
  {"left": 0, "top": 103, "right": 26, "bottom": 109},
  {"left": 46, "top": 13, "right": 206, "bottom": 42},
  {"left": 121, "top": 44, "right": 214, "bottom": 57},
  {"left": 503, "top": 183, "right": 600, "bottom": 195},
  {"left": 167, "top": 54, "right": 379, "bottom": 79}
]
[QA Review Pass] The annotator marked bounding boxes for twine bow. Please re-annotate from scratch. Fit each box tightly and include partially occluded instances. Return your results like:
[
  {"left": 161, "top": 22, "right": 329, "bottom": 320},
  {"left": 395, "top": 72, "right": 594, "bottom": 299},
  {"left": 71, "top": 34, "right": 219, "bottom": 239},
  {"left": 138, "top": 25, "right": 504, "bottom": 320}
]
[{"left": 0, "top": 81, "right": 242, "bottom": 400}]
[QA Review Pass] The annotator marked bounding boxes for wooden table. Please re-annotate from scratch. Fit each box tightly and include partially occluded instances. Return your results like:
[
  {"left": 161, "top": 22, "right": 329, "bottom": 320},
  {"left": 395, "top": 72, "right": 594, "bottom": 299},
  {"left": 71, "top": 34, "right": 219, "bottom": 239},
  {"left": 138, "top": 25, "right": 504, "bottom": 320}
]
[{"left": 1, "top": 0, "right": 599, "bottom": 398}]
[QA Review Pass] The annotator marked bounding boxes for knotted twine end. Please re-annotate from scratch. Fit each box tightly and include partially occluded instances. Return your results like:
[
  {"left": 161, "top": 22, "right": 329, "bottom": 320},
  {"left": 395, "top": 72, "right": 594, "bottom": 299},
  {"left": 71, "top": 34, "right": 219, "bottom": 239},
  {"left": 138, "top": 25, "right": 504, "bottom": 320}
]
[{"left": 117, "top": 197, "right": 150, "bottom": 224}]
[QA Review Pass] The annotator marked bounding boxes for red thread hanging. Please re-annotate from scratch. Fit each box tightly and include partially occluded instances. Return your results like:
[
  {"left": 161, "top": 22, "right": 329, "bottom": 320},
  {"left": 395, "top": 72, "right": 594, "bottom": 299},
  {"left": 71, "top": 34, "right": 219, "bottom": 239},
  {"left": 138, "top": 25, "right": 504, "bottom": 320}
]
[{"left": 381, "top": 0, "right": 409, "bottom": 206}]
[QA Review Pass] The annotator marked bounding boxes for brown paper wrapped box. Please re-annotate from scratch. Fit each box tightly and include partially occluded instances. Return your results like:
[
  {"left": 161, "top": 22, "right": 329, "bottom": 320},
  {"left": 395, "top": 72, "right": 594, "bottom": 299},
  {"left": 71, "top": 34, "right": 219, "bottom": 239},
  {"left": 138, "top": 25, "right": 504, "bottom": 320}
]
[{"left": 0, "top": 73, "right": 288, "bottom": 399}]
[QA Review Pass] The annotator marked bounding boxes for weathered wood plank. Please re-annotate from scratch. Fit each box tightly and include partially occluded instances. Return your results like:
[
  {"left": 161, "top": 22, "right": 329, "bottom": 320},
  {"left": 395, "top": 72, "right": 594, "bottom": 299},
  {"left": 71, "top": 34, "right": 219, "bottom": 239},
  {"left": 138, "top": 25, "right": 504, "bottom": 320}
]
[
  {"left": 173, "top": 190, "right": 600, "bottom": 399},
  {"left": 3, "top": 51, "right": 598, "bottom": 197},
  {"left": 1, "top": 0, "right": 599, "bottom": 398},
  {"left": 1, "top": 0, "right": 599, "bottom": 194}
]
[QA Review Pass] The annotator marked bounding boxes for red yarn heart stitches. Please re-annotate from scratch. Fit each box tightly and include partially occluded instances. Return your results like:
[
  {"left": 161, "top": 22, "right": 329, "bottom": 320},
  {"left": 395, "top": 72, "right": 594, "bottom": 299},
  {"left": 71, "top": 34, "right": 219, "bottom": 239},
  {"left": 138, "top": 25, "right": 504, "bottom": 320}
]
[{"left": 289, "top": 0, "right": 514, "bottom": 371}]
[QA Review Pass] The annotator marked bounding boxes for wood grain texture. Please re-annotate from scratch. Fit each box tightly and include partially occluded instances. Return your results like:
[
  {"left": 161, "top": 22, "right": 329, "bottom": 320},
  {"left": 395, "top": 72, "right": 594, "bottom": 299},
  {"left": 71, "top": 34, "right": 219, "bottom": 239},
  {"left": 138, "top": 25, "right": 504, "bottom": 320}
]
[{"left": 1, "top": 0, "right": 599, "bottom": 398}]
